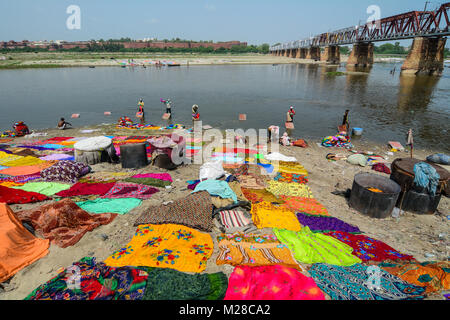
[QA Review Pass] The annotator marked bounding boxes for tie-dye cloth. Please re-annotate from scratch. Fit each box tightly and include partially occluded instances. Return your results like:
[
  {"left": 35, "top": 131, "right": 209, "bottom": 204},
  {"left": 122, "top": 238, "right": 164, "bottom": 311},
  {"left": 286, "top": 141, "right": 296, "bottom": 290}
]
[
  {"left": 266, "top": 181, "right": 314, "bottom": 198},
  {"left": 216, "top": 233, "right": 302, "bottom": 270},
  {"left": 25, "top": 257, "right": 148, "bottom": 300},
  {"left": 104, "top": 224, "right": 213, "bottom": 273},
  {"left": 296, "top": 213, "right": 361, "bottom": 234},
  {"left": 273, "top": 172, "right": 309, "bottom": 184},
  {"left": 309, "top": 263, "right": 426, "bottom": 300},
  {"left": 100, "top": 182, "right": 159, "bottom": 200},
  {"left": 142, "top": 267, "right": 228, "bottom": 300},
  {"left": 378, "top": 260, "right": 450, "bottom": 294},
  {"left": 274, "top": 227, "right": 362, "bottom": 266},
  {"left": 251, "top": 201, "right": 302, "bottom": 232},
  {"left": 325, "top": 231, "right": 415, "bottom": 262},
  {"left": 280, "top": 196, "right": 330, "bottom": 217},
  {"left": 225, "top": 265, "right": 325, "bottom": 300}
]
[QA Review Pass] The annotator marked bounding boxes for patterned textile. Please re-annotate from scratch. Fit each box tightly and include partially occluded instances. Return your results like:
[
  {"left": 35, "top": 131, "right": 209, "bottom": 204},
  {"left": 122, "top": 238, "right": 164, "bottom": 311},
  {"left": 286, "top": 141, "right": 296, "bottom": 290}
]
[
  {"left": 251, "top": 201, "right": 302, "bottom": 232},
  {"left": 217, "top": 233, "right": 301, "bottom": 270},
  {"left": 105, "top": 224, "right": 213, "bottom": 273},
  {"left": 321, "top": 134, "right": 353, "bottom": 149},
  {"left": 274, "top": 161, "right": 308, "bottom": 176},
  {"left": 1, "top": 156, "right": 46, "bottom": 167},
  {"left": 101, "top": 182, "right": 159, "bottom": 200},
  {"left": 25, "top": 257, "right": 148, "bottom": 300},
  {"left": 280, "top": 196, "right": 330, "bottom": 217},
  {"left": 0, "top": 203, "right": 50, "bottom": 283},
  {"left": 325, "top": 231, "right": 415, "bottom": 262},
  {"left": 16, "top": 199, "right": 117, "bottom": 248},
  {"left": 274, "top": 172, "right": 309, "bottom": 184},
  {"left": 218, "top": 209, "right": 254, "bottom": 233},
  {"left": 41, "top": 160, "right": 91, "bottom": 183},
  {"left": 241, "top": 188, "right": 282, "bottom": 204},
  {"left": 309, "top": 263, "right": 425, "bottom": 300},
  {"left": 134, "top": 192, "right": 214, "bottom": 232},
  {"left": 225, "top": 265, "right": 325, "bottom": 300},
  {"left": 55, "top": 182, "right": 115, "bottom": 197},
  {"left": 237, "top": 174, "right": 267, "bottom": 190},
  {"left": 379, "top": 261, "right": 450, "bottom": 294},
  {"left": 142, "top": 268, "right": 228, "bottom": 300},
  {"left": 274, "top": 227, "right": 362, "bottom": 266},
  {"left": 223, "top": 163, "right": 249, "bottom": 177},
  {"left": 0, "top": 172, "right": 42, "bottom": 183},
  {"left": 296, "top": 213, "right": 361, "bottom": 234},
  {"left": 266, "top": 181, "right": 314, "bottom": 198},
  {"left": 0, "top": 185, "right": 49, "bottom": 204}
]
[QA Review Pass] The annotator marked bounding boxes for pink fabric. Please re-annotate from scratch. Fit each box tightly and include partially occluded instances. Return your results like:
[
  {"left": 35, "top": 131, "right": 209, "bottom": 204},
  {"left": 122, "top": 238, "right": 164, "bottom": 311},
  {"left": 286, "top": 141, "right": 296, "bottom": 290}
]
[
  {"left": 100, "top": 182, "right": 159, "bottom": 200},
  {"left": 224, "top": 265, "right": 325, "bottom": 300},
  {"left": 131, "top": 173, "right": 173, "bottom": 182}
]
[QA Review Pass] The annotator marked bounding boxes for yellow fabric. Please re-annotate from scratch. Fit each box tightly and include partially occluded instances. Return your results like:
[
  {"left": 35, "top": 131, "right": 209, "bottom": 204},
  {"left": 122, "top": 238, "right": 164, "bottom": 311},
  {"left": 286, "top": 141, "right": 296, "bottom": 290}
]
[
  {"left": 104, "top": 224, "right": 213, "bottom": 273},
  {"left": 273, "top": 161, "right": 308, "bottom": 176},
  {"left": 2, "top": 156, "right": 46, "bottom": 167},
  {"left": 0, "top": 181, "right": 25, "bottom": 188},
  {"left": 266, "top": 181, "right": 314, "bottom": 198},
  {"left": 0, "top": 153, "right": 23, "bottom": 166},
  {"left": 251, "top": 201, "right": 302, "bottom": 232}
]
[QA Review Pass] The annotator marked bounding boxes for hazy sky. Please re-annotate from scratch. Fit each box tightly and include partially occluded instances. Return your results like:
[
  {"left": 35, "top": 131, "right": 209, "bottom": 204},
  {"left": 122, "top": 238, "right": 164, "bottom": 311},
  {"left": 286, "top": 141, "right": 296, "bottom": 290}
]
[{"left": 0, "top": 0, "right": 443, "bottom": 45}]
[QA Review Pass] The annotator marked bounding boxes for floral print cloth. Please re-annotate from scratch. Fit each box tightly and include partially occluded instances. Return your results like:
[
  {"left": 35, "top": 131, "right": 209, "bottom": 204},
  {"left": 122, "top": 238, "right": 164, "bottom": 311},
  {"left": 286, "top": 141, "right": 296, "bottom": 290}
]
[
  {"left": 251, "top": 201, "right": 302, "bottom": 232},
  {"left": 266, "top": 181, "right": 314, "bottom": 198},
  {"left": 104, "top": 224, "right": 213, "bottom": 273},
  {"left": 309, "top": 263, "right": 426, "bottom": 300},
  {"left": 41, "top": 160, "right": 91, "bottom": 183},
  {"left": 216, "top": 233, "right": 301, "bottom": 270},
  {"left": 273, "top": 172, "right": 309, "bottom": 184},
  {"left": 225, "top": 265, "right": 325, "bottom": 300},
  {"left": 25, "top": 257, "right": 148, "bottom": 300}
]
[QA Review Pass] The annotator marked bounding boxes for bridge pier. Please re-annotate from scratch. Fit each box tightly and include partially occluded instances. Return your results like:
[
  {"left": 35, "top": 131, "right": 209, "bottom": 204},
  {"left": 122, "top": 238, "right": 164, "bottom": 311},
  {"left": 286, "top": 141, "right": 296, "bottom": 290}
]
[
  {"left": 300, "top": 48, "right": 307, "bottom": 59},
  {"left": 306, "top": 47, "right": 321, "bottom": 61},
  {"left": 401, "top": 37, "right": 447, "bottom": 76},
  {"left": 347, "top": 42, "right": 374, "bottom": 68},
  {"left": 320, "top": 45, "right": 341, "bottom": 64}
]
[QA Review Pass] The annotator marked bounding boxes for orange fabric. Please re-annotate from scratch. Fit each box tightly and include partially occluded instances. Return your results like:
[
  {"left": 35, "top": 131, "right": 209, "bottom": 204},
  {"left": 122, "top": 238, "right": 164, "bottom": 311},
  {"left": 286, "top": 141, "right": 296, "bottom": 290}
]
[
  {"left": 0, "top": 203, "right": 50, "bottom": 282},
  {"left": 280, "top": 196, "right": 331, "bottom": 217},
  {"left": 0, "top": 161, "right": 57, "bottom": 176}
]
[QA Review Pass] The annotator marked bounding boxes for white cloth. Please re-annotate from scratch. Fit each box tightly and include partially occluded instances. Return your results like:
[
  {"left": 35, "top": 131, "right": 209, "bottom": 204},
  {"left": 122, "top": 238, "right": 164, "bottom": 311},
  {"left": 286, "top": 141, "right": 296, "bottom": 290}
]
[
  {"left": 199, "top": 160, "right": 225, "bottom": 181},
  {"left": 265, "top": 152, "right": 297, "bottom": 162},
  {"left": 74, "top": 136, "right": 112, "bottom": 151}
]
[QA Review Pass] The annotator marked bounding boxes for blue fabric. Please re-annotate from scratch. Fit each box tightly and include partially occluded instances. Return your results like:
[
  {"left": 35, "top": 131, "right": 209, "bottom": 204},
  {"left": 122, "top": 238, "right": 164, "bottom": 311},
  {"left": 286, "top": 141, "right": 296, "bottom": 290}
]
[
  {"left": 413, "top": 162, "right": 440, "bottom": 196},
  {"left": 0, "top": 165, "right": 8, "bottom": 171},
  {"left": 40, "top": 144, "right": 65, "bottom": 149},
  {"left": 192, "top": 180, "right": 238, "bottom": 203}
]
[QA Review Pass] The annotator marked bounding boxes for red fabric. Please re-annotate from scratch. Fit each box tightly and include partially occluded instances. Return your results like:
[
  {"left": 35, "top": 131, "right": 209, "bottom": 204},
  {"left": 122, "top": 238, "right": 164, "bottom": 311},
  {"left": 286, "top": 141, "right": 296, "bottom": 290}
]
[
  {"left": 55, "top": 182, "right": 115, "bottom": 197},
  {"left": 293, "top": 139, "right": 308, "bottom": 148},
  {"left": 44, "top": 137, "right": 74, "bottom": 143},
  {"left": 16, "top": 199, "right": 117, "bottom": 248},
  {"left": 0, "top": 185, "right": 49, "bottom": 204},
  {"left": 372, "top": 163, "right": 391, "bottom": 175}
]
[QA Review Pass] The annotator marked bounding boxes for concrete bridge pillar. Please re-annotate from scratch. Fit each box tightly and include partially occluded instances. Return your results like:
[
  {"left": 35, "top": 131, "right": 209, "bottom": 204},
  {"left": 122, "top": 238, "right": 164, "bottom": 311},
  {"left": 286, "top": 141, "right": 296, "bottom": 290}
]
[
  {"left": 347, "top": 42, "right": 374, "bottom": 68},
  {"left": 401, "top": 37, "right": 446, "bottom": 76},
  {"left": 320, "top": 46, "right": 341, "bottom": 64},
  {"left": 283, "top": 49, "right": 289, "bottom": 57},
  {"left": 295, "top": 48, "right": 301, "bottom": 58},
  {"left": 300, "top": 48, "right": 307, "bottom": 59},
  {"left": 306, "top": 47, "right": 321, "bottom": 61}
]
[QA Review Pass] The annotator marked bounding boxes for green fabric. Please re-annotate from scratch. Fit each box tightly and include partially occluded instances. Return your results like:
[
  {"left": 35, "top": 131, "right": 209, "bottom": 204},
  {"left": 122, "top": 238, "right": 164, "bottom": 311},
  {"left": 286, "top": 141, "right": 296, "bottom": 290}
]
[
  {"left": 139, "top": 267, "right": 228, "bottom": 300},
  {"left": 76, "top": 198, "right": 142, "bottom": 214},
  {"left": 124, "top": 177, "right": 171, "bottom": 188},
  {"left": 274, "top": 227, "right": 362, "bottom": 266},
  {"left": 11, "top": 182, "right": 71, "bottom": 197}
]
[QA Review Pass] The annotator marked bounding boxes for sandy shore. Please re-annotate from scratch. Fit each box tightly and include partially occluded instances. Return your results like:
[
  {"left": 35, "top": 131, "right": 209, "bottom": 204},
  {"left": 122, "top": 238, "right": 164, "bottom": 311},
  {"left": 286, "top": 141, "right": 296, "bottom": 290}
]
[{"left": 0, "top": 124, "right": 448, "bottom": 300}]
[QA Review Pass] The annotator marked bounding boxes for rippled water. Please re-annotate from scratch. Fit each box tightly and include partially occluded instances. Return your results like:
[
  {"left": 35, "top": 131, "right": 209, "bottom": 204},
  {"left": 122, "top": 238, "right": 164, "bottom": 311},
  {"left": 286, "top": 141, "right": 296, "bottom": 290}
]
[{"left": 0, "top": 63, "right": 448, "bottom": 151}]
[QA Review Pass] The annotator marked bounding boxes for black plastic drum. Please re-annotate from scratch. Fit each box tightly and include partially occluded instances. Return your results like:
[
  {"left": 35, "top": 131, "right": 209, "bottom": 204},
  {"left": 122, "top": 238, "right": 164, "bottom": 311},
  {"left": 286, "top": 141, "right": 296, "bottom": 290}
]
[
  {"left": 349, "top": 173, "right": 401, "bottom": 219},
  {"left": 120, "top": 143, "right": 148, "bottom": 169},
  {"left": 398, "top": 189, "right": 442, "bottom": 215}
]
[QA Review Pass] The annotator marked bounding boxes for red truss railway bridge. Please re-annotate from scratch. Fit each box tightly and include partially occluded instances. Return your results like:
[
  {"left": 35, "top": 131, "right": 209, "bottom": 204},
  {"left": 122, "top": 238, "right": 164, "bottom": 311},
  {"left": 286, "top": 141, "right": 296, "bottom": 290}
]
[{"left": 270, "top": 3, "right": 450, "bottom": 76}]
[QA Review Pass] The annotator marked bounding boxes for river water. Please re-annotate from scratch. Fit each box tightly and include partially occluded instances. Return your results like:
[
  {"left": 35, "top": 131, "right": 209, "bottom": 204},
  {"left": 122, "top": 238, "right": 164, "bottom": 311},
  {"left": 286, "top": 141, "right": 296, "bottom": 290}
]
[{"left": 0, "top": 63, "right": 449, "bottom": 151}]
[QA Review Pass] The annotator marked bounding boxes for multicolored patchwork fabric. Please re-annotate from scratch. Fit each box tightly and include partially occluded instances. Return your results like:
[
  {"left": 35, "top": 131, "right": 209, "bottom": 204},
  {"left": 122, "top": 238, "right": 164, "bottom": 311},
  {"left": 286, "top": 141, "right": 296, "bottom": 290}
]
[
  {"left": 266, "top": 181, "right": 314, "bottom": 198},
  {"left": 25, "top": 257, "right": 148, "bottom": 300},
  {"left": 325, "top": 231, "right": 415, "bottom": 262},
  {"left": 216, "top": 233, "right": 301, "bottom": 270},
  {"left": 134, "top": 191, "right": 214, "bottom": 232},
  {"left": 251, "top": 201, "right": 302, "bottom": 232},
  {"left": 296, "top": 213, "right": 361, "bottom": 234},
  {"left": 104, "top": 224, "right": 213, "bottom": 273},
  {"left": 225, "top": 265, "right": 325, "bottom": 300},
  {"left": 280, "top": 196, "right": 330, "bottom": 217},
  {"left": 41, "top": 160, "right": 91, "bottom": 183},
  {"left": 101, "top": 182, "right": 159, "bottom": 200},
  {"left": 309, "top": 263, "right": 426, "bottom": 300},
  {"left": 378, "top": 261, "right": 450, "bottom": 294}
]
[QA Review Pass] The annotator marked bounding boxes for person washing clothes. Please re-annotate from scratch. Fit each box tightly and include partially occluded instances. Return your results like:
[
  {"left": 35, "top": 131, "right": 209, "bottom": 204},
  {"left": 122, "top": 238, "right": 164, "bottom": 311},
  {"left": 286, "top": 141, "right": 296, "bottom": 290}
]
[
  {"left": 286, "top": 106, "right": 296, "bottom": 123},
  {"left": 192, "top": 104, "right": 200, "bottom": 121},
  {"left": 57, "top": 118, "right": 72, "bottom": 130},
  {"left": 137, "top": 99, "right": 145, "bottom": 124},
  {"left": 13, "top": 121, "right": 30, "bottom": 136},
  {"left": 342, "top": 110, "right": 350, "bottom": 133}
]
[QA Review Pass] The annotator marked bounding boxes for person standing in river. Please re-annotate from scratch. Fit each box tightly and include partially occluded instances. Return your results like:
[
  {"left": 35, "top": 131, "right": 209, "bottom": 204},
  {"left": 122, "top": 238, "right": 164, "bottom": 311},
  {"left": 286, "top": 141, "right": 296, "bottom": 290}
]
[
  {"left": 286, "top": 106, "right": 296, "bottom": 123},
  {"left": 137, "top": 99, "right": 145, "bottom": 124},
  {"left": 342, "top": 109, "right": 350, "bottom": 133}
]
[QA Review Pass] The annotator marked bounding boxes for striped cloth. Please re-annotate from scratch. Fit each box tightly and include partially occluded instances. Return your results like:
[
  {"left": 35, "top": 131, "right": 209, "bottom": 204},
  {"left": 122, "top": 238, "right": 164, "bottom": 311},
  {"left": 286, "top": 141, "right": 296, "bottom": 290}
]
[{"left": 219, "top": 209, "right": 251, "bottom": 230}]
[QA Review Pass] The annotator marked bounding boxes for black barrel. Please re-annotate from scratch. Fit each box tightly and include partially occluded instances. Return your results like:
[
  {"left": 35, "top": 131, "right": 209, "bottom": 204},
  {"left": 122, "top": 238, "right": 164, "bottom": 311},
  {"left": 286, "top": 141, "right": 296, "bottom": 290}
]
[
  {"left": 349, "top": 173, "right": 401, "bottom": 219},
  {"left": 398, "top": 190, "right": 442, "bottom": 215},
  {"left": 120, "top": 143, "right": 148, "bottom": 169}
]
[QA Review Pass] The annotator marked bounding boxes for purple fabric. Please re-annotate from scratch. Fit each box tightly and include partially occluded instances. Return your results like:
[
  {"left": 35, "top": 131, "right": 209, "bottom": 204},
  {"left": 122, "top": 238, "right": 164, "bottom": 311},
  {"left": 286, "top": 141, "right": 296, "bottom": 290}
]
[
  {"left": 187, "top": 180, "right": 200, "bottom": 190},
  {"left": 0, "top": 148, "right": 13, "bottom": 154},
  {"left": 445, "top": 293, "right": 450, "bottom": 300},
  {"left": 16, "top": 145, "right": 53, "bottom": 151},
  {"left": 296, "top": 212, "right": 361, "bottom": 234}
]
